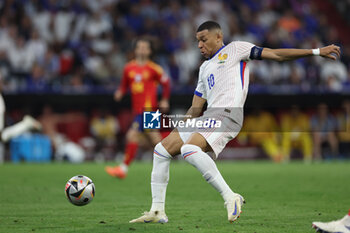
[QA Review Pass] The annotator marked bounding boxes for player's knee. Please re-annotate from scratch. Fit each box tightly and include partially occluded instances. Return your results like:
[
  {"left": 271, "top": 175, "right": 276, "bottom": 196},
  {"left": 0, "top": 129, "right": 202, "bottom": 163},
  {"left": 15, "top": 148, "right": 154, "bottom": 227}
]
[
  {"left": 160, "top": 139, "right": 171, "bottom": 152},
  {"left": 161, "top": 135, "right": 183, "bottom": 156},
  {"left": 181, "top": 144, "right": 202, "bottom": 159},
  {"left": 154, "top": 142, "right": 172, "bottom": 159},
  {"left": 155, "top": 142, "right": 162, "bottom": 150}
]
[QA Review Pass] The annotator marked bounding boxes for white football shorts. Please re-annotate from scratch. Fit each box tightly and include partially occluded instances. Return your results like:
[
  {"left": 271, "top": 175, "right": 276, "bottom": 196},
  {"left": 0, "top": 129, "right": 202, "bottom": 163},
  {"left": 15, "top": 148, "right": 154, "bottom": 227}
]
[{"left": 178, "top": 108, "right": 243, "bottom": 159}]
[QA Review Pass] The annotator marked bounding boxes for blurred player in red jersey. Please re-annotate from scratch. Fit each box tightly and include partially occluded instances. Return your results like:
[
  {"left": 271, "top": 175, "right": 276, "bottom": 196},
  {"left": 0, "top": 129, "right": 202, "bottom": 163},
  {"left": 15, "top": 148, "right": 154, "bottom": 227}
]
[{"left": 105, "top": 38, "right": 170, "bottom": 179}]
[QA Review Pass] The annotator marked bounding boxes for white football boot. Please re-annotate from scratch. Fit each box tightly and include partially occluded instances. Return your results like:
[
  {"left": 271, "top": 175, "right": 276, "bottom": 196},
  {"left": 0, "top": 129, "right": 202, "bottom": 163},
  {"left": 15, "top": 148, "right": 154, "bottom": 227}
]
[
  {"left": 312, "top": 214, "right": 350, "bottom": 233},
  {"left": 225, "top": 193, "right": 245, "bottom": 223},
  {"left": 129, "top": 211, "right": 168, "bottom": 223}
]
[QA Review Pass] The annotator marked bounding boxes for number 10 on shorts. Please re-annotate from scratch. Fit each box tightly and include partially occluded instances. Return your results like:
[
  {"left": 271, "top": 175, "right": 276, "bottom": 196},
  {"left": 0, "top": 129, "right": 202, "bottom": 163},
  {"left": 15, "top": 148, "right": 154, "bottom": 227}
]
[{"left": 207, "top": 74, "right": 215, "bottom": 89}]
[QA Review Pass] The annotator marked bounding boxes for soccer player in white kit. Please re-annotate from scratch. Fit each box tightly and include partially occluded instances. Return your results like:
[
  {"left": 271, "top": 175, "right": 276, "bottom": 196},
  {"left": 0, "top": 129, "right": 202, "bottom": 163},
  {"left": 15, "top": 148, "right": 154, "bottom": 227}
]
[{"left": 130, "top": 21, "right": 341, "bottom": 224}]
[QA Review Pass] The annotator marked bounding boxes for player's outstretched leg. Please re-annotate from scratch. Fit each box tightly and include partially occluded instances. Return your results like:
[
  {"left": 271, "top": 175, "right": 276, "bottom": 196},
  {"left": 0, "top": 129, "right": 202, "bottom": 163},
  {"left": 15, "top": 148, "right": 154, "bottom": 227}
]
[
  {"left": 181, "top": 143, "right": 244, "bottom": 223},
  {"left": 312, "top": 210, "right": 350, "bottom": 233},
  {"left": 130, "top": 142, "right": 171, "bottom": 223}
]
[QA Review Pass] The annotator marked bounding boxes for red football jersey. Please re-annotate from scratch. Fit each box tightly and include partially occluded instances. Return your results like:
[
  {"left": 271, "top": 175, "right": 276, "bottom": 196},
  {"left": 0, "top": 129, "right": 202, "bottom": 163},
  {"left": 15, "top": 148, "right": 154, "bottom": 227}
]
[{"left": 119, "top": 60, "right": 170, "bottom": 115}]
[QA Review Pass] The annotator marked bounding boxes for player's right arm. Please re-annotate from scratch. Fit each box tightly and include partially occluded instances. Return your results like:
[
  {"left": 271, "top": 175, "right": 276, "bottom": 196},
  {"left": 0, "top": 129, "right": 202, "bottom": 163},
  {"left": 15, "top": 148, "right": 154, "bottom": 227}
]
[
  {"left": 114, "top": 66, "right": 129, "bottom": 102},
  {"left": 184, "top": 95, "right": 206, "bottom": 121}
]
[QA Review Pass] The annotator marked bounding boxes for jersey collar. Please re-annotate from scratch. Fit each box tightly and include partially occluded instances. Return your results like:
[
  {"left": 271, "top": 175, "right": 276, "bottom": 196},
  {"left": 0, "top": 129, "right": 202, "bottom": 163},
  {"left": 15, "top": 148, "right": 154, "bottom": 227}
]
[{"left": 209, "top": 45, "right": 226, "bottom": 60}]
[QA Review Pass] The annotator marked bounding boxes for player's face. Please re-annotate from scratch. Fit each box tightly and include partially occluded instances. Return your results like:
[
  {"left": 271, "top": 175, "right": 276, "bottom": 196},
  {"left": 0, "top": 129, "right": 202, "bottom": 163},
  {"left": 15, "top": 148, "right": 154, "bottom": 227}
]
[
  {"left": 196, "top": 29, "right": 223, "bottom": 58},
  {"left": 135, "top": 40, "right": 151, "bottom": 59}
]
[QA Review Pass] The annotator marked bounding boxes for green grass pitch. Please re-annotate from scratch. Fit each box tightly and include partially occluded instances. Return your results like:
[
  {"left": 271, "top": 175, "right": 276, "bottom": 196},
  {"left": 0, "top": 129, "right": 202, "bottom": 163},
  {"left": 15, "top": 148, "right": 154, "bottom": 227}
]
[{"left": 0, "top": 161, "right": 349, "bottom": 233}]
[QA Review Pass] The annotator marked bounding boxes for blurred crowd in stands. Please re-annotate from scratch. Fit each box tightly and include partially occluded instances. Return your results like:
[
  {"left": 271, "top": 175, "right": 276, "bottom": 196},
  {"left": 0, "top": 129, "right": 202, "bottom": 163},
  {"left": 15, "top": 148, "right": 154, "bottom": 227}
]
[
  {"left": 2, "top": 102, "right": 350, "bottom": 163},
  {"left": 237, "top": 101, "right": 350, "bottom": 162},
  {"left": 0, "top": 0, "right": 349, "bottom": 94}
]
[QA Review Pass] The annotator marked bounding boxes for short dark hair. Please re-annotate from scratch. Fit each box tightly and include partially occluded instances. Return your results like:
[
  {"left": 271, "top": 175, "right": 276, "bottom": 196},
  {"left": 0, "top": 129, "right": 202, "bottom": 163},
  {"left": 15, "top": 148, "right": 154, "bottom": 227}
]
[
  {"left": 197, "top": 21, "right": 221, "bottom": 32},
  {"left": 134, "top": 37, "right": 152, "bottom": 50},
  {"left": 133, "top": 37, "right": 154, "bottom": 55}
]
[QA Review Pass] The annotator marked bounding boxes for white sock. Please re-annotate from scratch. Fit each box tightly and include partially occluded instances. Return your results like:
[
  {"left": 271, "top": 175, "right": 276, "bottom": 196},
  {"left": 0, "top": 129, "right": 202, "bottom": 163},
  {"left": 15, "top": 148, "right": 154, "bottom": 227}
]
[
  {"left": 181, "top": 144, "right": 234, "bottom": 203},
  {"left": 150, "top": 142, "right": 172, "bottom": 212},
  {"left": 120, "top": 163, "right": 128, "bottom": 173},
  {"left": 1, "top": 118, "right": 33, "bottom": 142}
]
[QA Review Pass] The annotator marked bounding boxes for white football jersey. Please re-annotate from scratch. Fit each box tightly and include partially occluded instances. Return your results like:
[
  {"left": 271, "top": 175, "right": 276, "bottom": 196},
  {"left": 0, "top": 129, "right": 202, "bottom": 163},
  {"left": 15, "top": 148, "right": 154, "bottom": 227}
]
[{"left": 195, "top": 41, "right": 255, "bottom": 108}]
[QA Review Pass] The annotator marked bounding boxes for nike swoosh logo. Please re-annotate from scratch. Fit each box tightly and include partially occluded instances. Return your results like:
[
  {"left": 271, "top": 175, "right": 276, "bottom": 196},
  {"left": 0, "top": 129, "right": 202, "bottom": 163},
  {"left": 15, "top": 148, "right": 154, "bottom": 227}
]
[
  {"left": 144, "top": 220, "right": 152, "bottom": 223},
  {"left": 232, "top": 202, "right": 237, "bottom": 216},
  {"left": 70, "top": 187, "right": 86, "bottom": 198},
  {"left": 345, "top": 225, "right": 350, "bottom": 230}
]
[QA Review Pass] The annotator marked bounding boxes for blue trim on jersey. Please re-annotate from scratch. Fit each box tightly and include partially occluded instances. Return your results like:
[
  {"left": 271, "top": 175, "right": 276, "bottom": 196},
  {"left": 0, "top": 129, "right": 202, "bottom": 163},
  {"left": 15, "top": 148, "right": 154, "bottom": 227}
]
[
  {"left": 194, "top": 90, "right": 203, "bottom": 97},
  {"left": 209, "top": 45, "right": 226, "bottom": 60},
  {"left": 240, "top": 61, "right": 244, "bottom": 89}
]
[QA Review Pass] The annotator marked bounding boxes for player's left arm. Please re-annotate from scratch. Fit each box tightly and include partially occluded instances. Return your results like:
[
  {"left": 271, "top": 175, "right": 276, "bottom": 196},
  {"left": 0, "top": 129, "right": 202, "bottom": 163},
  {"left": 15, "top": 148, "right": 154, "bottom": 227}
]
[
  {"left": 260, "top": 44, "right": 341, "bottom": 61},
  {"left": 183, "top": 94, "right": 206, "bottom": 121}
]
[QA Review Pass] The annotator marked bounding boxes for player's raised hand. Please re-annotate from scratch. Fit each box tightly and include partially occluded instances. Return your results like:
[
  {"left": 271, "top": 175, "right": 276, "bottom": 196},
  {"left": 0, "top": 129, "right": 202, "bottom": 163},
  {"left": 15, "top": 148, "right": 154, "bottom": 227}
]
[{"left": 320, "top": 44, "right": 341, "bottom": 60}]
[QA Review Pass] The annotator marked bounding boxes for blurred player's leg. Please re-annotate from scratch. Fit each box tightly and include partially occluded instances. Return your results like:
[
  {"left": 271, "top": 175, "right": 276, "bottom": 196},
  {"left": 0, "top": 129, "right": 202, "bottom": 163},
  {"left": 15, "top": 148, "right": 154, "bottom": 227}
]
[
  {"left": 312, "top": 209, "right": 350, "bottom": 233},
  {"left": 121, "top": 142, "right": 139, "bottom": 169},
  {"left": 106, "top": 128, "right": 139, "bottom": 179},
  {"left": 1, "top": 115, "right": 41, "bottom": 142},
  {"left": 181, "top": 133, "right": 244, "bottom": 223},
  {"left": 144, "top": 130, "right": 162, "bottom": 148}
]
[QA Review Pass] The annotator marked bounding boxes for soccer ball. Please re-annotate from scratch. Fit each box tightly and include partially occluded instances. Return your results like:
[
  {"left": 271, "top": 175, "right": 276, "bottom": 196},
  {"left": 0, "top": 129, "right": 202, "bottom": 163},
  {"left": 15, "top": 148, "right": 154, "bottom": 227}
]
[{"left": 65, "top": 175, "right": 95, "bottom": 206}]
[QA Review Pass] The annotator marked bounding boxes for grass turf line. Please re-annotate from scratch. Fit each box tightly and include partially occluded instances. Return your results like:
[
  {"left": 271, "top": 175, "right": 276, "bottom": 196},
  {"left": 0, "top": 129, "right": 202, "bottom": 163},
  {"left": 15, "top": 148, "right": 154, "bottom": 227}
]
[{"left": 0, "top": 161, "right": 349, "bottom": 233}]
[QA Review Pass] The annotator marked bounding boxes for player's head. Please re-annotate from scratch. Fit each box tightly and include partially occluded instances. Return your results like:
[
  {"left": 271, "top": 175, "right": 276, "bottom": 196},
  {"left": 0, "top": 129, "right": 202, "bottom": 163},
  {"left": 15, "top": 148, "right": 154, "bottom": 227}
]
[
  {"left": 196, "top": 21, "right": 223, "bottom": 59},
  {"left": 134, "top": 37, "right": 153, "bottom": 60}
]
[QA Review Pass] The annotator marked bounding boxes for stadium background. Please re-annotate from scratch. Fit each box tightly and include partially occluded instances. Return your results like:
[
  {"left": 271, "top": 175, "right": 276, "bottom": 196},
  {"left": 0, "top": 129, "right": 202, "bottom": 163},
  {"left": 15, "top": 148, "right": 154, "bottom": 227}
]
[
  {"left": 1, "top": 0, "right": 350, "bottom": 162},
  {"left": 0, "top": 1, "right": 349, "bottom": 233}
]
